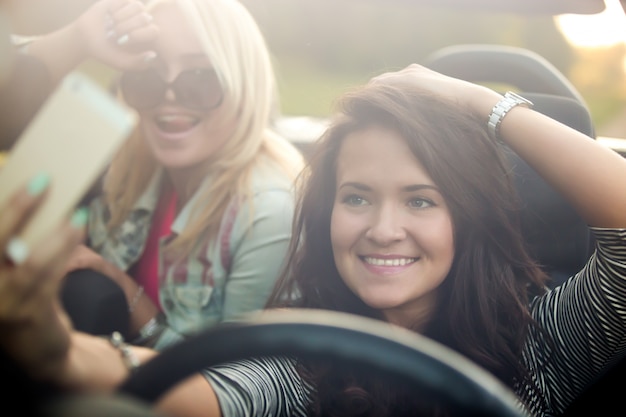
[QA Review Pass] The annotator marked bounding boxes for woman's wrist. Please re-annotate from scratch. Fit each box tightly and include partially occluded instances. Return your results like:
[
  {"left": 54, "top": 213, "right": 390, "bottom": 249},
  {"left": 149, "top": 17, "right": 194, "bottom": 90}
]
[
  {"left": 106, "top": 331, "right": 140, "bottom": 373},
  {"left": 468, "top": 86, "right": 503, "bottom": 122},
  {"left": 132, "top": 312, "right": 167, "bottom": 347},
  {"left": 486, "top": 92, "right": 534, "bottom": 142},
  {"left": 107, "top": 268, "right": 149, "bottom": 315},
  {"left": 128, "top": 285, "right": 145, "bottom": 314},
  {"left": 24, "top": 23, "right": 88, "bottom": 85},
  {"left": 58, "top": 332, "right": 132, "bottom": 392},
  {"left": 126, "top": 285, "right": 160, "bottom": 336}
]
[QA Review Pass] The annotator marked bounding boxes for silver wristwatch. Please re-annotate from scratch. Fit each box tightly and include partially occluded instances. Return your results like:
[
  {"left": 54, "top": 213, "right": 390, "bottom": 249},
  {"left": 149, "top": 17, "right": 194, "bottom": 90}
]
[
  {"left": 487, "top": 91, "right": 533, "bottom": 141},
  {"left": 132, "top": 312, "right": 166, "bottom": 346}
]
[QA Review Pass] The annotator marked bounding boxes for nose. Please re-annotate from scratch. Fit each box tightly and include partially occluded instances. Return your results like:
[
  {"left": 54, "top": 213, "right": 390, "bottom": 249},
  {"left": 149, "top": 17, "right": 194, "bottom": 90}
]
[
  {"left": 162, "top": 71, "right": 178, "bottom": 102},
  {"left": 163, "top": 83, "right": 177, "bottom": 103},
  {"left": 364, "top": 204, "right": 406, "bottom": 245}
]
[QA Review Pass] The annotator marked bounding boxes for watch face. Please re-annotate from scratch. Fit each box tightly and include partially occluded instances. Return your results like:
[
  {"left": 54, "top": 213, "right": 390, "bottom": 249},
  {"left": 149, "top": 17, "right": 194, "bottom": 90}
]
[{"left": 505, "top": 92, "right": 533, "bottom": 107}]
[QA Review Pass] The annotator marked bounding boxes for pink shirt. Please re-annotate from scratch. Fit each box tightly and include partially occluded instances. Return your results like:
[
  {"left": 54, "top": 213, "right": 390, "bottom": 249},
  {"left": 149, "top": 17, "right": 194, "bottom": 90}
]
[{"left": 130, "top": 188, "right": 178, "bottom": 311}]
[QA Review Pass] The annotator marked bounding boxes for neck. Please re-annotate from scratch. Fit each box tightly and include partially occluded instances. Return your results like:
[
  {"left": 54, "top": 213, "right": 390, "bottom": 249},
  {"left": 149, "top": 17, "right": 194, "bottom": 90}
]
[
  {"left": 382, "top": 292, "right": 439, "bottom": 331},
  {"left": 165, "top": 161, "right": 211, "bottom": 207}
]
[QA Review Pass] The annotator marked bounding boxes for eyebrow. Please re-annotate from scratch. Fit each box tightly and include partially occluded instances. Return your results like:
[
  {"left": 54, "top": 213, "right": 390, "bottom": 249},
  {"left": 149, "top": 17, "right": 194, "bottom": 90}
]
[{"left": 339, "top": 182, "right": 440, "bottom": 193}]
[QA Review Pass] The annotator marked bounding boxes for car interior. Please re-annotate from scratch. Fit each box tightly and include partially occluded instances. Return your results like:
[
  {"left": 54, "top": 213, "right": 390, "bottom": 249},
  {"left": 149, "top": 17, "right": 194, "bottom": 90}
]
[{"left": 2, "top": 0, "right": 625, "bottom": 416}]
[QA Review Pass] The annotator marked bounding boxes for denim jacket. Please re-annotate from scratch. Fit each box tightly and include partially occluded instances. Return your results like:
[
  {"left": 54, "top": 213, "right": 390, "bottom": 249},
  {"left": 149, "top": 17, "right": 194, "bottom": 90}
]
[{"left": 88, "top": 167, "right": 296, "bottom": 350}]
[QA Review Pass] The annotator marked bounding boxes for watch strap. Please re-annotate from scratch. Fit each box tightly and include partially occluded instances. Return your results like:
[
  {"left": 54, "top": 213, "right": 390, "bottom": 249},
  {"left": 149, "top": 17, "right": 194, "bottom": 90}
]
[{"left": 487, "top": 91, "right": 533, "bottom": 141}]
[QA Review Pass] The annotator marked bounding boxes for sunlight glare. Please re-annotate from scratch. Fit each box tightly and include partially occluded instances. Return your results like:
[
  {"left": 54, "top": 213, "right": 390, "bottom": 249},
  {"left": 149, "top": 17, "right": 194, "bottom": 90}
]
[{"left": 556, "top": 0, "right": 626, "bottom": 48}]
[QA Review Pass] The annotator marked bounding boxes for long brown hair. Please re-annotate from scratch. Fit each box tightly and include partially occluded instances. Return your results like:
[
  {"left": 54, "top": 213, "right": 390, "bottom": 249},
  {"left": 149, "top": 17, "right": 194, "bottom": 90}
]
[{"left": 268, "top": 82, "right": 549, "bottom": 416}]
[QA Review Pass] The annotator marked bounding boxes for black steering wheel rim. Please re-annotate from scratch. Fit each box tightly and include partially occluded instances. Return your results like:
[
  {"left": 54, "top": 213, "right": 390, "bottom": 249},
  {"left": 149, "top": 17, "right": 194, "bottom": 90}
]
[{"left": 119, "top": 309, "right": 524, "bottom": 417}]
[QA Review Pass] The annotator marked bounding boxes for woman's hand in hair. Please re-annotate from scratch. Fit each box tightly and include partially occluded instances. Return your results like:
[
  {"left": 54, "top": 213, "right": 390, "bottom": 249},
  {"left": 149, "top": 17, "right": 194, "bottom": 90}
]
[
  {"left": 370, "top": 63, "right": 502, "bottom": 121},
  {"left": 74, "top": 0, "right": 160, "bottom": 70},
  {"left": 25, "top": 0, "right": 160, "bottom": 84}
]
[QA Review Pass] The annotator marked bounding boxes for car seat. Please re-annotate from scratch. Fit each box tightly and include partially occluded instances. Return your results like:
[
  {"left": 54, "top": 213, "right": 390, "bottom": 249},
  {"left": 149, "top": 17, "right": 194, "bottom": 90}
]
[{"left": 424, "top": 44, "right": 595, "bottom": 288}]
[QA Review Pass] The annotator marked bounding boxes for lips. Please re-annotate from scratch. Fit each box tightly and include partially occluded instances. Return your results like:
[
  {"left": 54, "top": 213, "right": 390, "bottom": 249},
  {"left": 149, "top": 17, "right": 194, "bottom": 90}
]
[{"left": 154, "top": 113, "right": 200, "bottom": 134}]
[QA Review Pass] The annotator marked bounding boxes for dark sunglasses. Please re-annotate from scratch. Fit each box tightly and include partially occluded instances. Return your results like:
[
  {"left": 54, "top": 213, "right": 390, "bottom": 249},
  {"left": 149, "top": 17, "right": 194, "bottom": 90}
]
[{"left": 119, "top": 68, "right": 223, "bottom": 111}]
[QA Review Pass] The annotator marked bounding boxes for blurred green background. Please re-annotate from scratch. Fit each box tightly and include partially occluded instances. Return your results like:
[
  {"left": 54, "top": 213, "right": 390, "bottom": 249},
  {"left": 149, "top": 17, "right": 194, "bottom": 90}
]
[{"left": 239, "top": 0, "right": 626, "bottom": 135}]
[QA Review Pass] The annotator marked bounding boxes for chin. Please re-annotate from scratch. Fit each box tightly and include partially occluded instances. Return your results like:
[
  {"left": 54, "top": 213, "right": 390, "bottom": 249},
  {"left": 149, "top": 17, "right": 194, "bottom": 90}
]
[
  {"left": 154, "top": 151, "right": 198, "bottom": 169},
  {"left": 360, "top": 294, "right": 405, "bottom": 311}
]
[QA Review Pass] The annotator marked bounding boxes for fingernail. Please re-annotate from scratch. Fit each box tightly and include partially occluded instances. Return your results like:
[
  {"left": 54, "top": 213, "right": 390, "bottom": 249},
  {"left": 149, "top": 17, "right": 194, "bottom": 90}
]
[
  {"left": 117, "top": 34, "right": 129, "bottom": 45},
  {"left": 70, "top": 207, "right": 89, "bottom": 228},
  {"left": 106, "top": 29, "right": 116, "bottom": 39},
  {"left": 142, "top": 51, "right": 157, "bottom": 62},
  {"left": 6, "top": 237, "right": 29, "bottom": 265},
  {"left": 27, "top": 172, "right": 50, "bottom": 196}
]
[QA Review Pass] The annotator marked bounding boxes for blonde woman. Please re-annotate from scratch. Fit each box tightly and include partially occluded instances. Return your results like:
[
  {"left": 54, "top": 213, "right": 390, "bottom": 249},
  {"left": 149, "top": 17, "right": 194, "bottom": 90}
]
[{"left": 58, "top": 0, "right": 304, "bottom": 350}]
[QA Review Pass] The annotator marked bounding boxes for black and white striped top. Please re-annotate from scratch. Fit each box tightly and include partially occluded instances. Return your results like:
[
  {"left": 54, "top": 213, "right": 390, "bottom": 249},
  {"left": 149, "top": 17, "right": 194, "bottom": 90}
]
[{"left": 203, "top": 228, "right": 626, "bottom": 417}]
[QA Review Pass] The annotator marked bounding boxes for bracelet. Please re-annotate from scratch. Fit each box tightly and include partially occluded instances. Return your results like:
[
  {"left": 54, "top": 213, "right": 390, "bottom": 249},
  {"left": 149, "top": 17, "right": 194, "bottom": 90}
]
[
  {"left": 128, "top": 286, "right": 144, "bottom": 313},
  {"left": 107, "top": 331, "right": 140, "bottom": 373},
  {"left": 132, "top": 313, "right": 166, "bottom": 346}
]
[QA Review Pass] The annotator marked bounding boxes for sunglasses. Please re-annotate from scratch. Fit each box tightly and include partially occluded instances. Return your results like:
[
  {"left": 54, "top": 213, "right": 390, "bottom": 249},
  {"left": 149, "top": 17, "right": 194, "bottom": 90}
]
[{"left": 119, "top": 68, "right": 223, "bottom": 111}]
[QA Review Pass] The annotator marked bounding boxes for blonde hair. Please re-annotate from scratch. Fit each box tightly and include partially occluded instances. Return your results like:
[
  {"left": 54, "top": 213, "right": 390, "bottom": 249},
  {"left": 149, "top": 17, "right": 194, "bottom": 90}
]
[{"left": 103, "top": 0, "right": 304, "bottom": 255}]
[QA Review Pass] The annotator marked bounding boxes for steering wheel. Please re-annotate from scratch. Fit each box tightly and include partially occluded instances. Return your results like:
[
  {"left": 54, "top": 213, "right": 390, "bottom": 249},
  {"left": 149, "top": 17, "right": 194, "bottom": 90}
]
[{"left": 115, "top": 309, "right": 524, "bottom": 417}]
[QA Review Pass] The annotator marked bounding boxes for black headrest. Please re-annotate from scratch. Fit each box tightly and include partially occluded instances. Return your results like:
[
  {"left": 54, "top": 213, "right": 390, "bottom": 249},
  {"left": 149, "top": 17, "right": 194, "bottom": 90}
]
[{"left": 424, "top": 44, "right": 588, "bottom": 104}]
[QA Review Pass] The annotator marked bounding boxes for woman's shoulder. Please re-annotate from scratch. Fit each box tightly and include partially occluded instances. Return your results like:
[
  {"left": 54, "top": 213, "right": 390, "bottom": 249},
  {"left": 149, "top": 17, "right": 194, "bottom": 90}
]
[
  {"left": 227, "top": 168, "right": 297, "bottom": 232},
  {"left": 249, "top": 162, "right": 298, "bottom": 194},
  {"left": 589, "top": 226, "right": 626, "bottom": 245}
]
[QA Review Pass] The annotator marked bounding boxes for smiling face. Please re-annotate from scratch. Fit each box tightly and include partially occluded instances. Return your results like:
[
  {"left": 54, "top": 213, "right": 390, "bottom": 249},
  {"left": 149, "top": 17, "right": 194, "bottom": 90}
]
[
  {"left": 330, "top": 126, "right": 455, "bottom": 328},
  {"left": 137, "top": 2, "right": 234, "bottom": 175}
]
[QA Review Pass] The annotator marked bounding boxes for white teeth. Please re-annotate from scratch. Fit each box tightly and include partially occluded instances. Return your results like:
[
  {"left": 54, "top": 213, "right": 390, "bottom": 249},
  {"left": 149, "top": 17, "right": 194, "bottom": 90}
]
[
  {"left": 159, "top": 115, "right": 178, "bottom": 122},
  {"left": 155, "top": 114, "right": 200, "bottom": 132},
  {"left": 363, "top": 257, "right": 417, "bottom": 266},
  {"left": 157, "top": 114, "right": 197, "bottom": 123}
]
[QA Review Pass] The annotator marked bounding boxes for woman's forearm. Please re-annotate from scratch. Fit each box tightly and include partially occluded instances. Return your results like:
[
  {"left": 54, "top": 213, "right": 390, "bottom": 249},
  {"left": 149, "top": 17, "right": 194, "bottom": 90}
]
[
  {"left": 17, "top": 0, "right": 159, "bottom": 87},
  {"left": 24, "top": 23, "right": 88, "bottom": 86},
  {"left": 497, "top": 104, "right": 626, "bottom": 228},
  {"left": 98, "top": 262, "right": 160, "bottom": 337}
]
